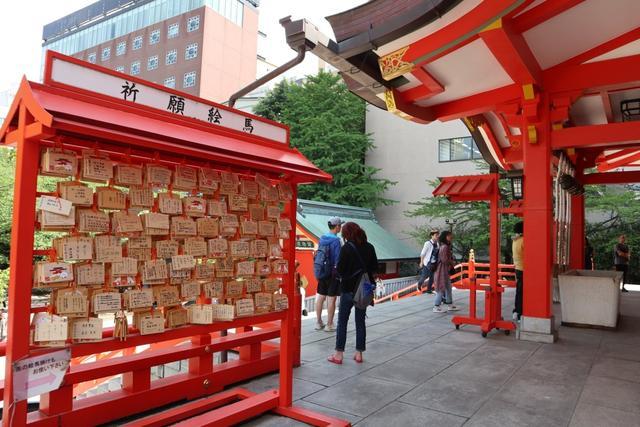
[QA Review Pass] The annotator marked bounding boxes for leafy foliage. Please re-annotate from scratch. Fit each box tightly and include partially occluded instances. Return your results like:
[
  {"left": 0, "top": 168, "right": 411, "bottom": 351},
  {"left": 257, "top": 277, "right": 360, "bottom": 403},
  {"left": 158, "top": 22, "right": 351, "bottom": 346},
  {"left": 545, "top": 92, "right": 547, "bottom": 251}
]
[{"left": 254, "top": 72, "right": 395, "bottom": 208}]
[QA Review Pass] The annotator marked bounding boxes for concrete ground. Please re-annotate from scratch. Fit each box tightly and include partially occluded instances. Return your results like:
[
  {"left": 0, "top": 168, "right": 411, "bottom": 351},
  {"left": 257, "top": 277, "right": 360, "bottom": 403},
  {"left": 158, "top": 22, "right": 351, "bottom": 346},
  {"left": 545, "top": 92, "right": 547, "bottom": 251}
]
[{"left": 239, "top": 288, "right": 640, "bottom": 427}]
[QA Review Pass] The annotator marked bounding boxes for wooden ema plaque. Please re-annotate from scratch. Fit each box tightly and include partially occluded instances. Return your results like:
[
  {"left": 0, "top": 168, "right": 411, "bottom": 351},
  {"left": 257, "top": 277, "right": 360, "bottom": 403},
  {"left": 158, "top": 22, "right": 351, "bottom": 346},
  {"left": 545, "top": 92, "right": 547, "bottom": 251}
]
[
  {"left": 258, "top": 221, "right": 275, "bottom": 237},
  {"left": 58, "top": 181, "right": 93, "bottom": 206},
  {"left": 236, "top": 260, "right": 255, "bottom": 277},
  {"left": 173, "top": 165, "right": 198, "bottom": 191},
  {"left": 125, "top": 288, "right": 154, "bottom": 310},
  {"left": 261, "top": 186, "right": 279, "bottom": 202},
  {"left": 272, "top": 259, "right": 289, "bottom": 275},
  {"left": 153, "top": 285, "right": 180, "bottom": 307},
  {"left": 170, "top": 262, "right": 191, "bottom": 281},
  {"left": 54, "top": 236, "right": 93, "bottom": 261},
  {"left": 207, "top": 200, "right": 227, "bottom": 217},
  {"left": 33, "top": 313, "right": 68, "bottom": 345},
  {"left": 111, "top": 257, "right": 138, "bottom": 276},
  {"left": 78, "top": 209, "right": 110, "bottom": 233},
  {"left": 36, "top": 261, "right": 74, "bottom": 285},
  {"left": 138, "top": 312, "right": 165, "bottom": 335},
  {"left": 41, "top": 148, "right": 78, "bottom": 177},
  {"left": 71, "top": 317, "right": 103, "bottom": 342},
  {"left": 225, "top": 280, "right": 244, "bottom": 298},
  {"left": 245, "top": 278, "right": 262, "bottom": 293},
  {"left": 159, "top": 193, "right": 183, "bottom": 215},
  {"left": 92, "top": 291, "right": 122, "bottom": 313},
  {"left": 254, "top": 173, "right": 271, "bottom": 189},
  {"left": 203, "top": 280, "right": 224, "bottom": 299},
  {"left": 171, "top": 254, "right": 195, "bottom": 271},
  {"left": 75, "top": 262, "right": 106, "bottom": 286},
  {"left": 129, "top": 187, "right": 155, "bottom": 208},
  {"left": 254, "top": 293, "right": 273, "bottom": 313},
  {"left": 97, "top": 187, "right": 126, "bottom": 210},
  {"left": 196, "top": 218, "right": 219, "bottom": 238},
  {"left": 145, "top": 165, "right": 172, "bottom": 187},
  {"left": 155, "top": 239, "right": 179, "bottom": 259},
  {"left": 94, "top": 236, "right": 123, "bottom": 263},
  {"left": 241, "top": 219, "right": 258, "bottom": 236},
  {"left": 278, "top": 182, "right": 294, "bottom": 200},
  {"left": 264, "top": 278, "right": 281, "bottom": 292},
  {"left": 115, "top": 164, "right": 143, "bottom": 186},
  {"left": 241, "top": 180, "right": 259, "bottom": 199},
  {"left": 211, "top": 304, "right": 235, "bottom": 321},
  {"left": 235, "top": 298, "right": 255, "bottom": 317},
  {"left": 184, "top": 237, "right": 207, "bottom": 257},
  {"left": 228, "top": 194, "right": 248, "bottom": 212},
  {"left": 166, "top": 307, "right": 188, "bottom": 328},
  {"left": 188, "top": 304, "right": 214, "bottom": 324},
  {"left": 113, "top": 211, "right": 143, "bottom": 234},
  {"left": 183, "top": 196, "right": 206, "bottom": 217},
  {"left": 143, "top": 260, "right": 168, "bottom": 282},
  {"left": 248, "top": 204, "right": 265, "bottom": 221},
  {"left": 277, "top": 218, "right": 292, "bottom": 233},
  {"left": 250, "top": 239, "right": 269, "bottom": 258},
  {"left": 82, "top": 154, "right": 114, "bottom": 182},
  {"left": 194, "top": 262, "right": 215, "bottom": 279},
  {"left": 256, "top": 261, "right": 271, "bottom": 276},
  {"left": 39, "top": 207, "right": 76, "bottom": 231},
  {"left": 171, "top": 217, "right": 197, "bottom": 237},
  {"left": 208, "top": 238, "right": 228, "bottom": 258},
  {"left": 215, "top": 258, "right": 234, "bottom": 278},
  {"left": 266, "top": 205, "right": 281, "bottom": 220},
  {"left": 199, "top": 168, "right": 220, "bottom": 193},
  {"left": 55, "top": 288, "right": 88, "bottom": 317},
  {"left": 230, "top": 240, "right": 250, "bottom": 258},
  {"left": 273, "top": 294, "right": 289, "bottom": 311},
  {"left": 142, "top": 213, "right": 170, "bottom": 235},
  {"left": 180, "top": 281, "right": 201, "bottom": 299}
]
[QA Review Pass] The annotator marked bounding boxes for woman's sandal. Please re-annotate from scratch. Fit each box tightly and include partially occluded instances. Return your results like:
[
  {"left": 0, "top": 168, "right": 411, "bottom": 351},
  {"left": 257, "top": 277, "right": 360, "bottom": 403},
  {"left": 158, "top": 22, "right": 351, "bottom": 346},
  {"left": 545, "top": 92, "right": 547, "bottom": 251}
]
[
  {"left": 327, "top": 355, "right": 343, "bottom": 365},
  {"left": 353, "top": 353, "right": 363, "bottom": 364}
]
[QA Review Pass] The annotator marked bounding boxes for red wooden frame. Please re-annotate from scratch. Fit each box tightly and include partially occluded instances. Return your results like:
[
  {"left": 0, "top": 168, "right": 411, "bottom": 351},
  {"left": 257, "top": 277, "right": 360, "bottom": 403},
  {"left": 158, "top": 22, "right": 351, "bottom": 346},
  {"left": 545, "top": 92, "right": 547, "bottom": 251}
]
[{"left": 0, "top": 53, "right": 346, "bottom": 427}]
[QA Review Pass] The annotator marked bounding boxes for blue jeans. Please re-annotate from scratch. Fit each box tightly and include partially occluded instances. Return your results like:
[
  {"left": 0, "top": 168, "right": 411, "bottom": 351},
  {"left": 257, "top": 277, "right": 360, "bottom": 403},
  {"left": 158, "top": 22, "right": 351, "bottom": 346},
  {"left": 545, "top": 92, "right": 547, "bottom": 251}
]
[
  {"left": 335, "top": 291, "right": 366, "bottom": 352},
  {"left": 434, "top": 275, "right": 452, "bottom": 306}
]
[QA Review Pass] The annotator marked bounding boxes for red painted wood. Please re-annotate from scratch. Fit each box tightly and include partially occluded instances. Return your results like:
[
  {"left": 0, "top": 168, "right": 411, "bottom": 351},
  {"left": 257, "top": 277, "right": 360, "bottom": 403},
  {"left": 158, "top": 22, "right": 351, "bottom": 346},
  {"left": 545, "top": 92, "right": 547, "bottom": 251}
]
[
  {"left": 511, "top": 0, "right": 584, "bottom": 33},
  {"left": 551, "top": 121, "right": 640, "bottom": 150}
]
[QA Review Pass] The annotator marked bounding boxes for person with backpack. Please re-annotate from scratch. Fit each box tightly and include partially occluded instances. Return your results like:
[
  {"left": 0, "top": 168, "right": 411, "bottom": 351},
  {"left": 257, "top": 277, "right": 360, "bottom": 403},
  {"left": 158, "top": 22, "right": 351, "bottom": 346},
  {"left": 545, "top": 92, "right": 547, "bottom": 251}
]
[
  {"left": 313, "top": 217, "right": 344, "bottom": 331},
  {"left": 433, "top": 230, "right": 459, "bottom": 313},
  {"left": 328, "top": 222, "right": 378, "bottom": 365},
  {"left": 417, "top": 230, "right": 439, "bottom": 293}
]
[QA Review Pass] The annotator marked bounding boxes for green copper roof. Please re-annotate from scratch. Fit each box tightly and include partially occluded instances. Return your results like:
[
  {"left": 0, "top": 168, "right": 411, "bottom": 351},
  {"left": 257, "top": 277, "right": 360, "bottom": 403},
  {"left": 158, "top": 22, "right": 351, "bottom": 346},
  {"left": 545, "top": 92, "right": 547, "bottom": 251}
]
[{"left": 297, "top": 199, "right": 418, "bottom": 261}]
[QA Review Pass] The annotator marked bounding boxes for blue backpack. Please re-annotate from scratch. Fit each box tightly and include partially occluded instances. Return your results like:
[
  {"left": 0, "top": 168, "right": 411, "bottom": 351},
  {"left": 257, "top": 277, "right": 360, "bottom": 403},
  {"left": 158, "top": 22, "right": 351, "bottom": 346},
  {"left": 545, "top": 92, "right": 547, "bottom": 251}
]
[{"left": 313, "top": 244, "right": 333, "bottom": 280}]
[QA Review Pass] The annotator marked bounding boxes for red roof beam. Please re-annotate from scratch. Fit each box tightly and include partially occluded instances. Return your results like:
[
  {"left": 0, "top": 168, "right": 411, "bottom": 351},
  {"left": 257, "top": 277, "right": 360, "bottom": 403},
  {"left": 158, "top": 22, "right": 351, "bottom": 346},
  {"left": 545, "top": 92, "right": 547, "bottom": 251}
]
[
  {"left": 581, "top": 170, "right": 640, "bottom": 185},
  {"left": 432, "top": 84, "right": 522, "bottom": 121},
  {"left": 552, "top": 121, "right": 640, "bottom": 150},
  {"left": 479, "top": 20, "right": 542, "bottom": 84},
  {"left": 511, "top": 0, "right": 585, "bottom": 33},
  {"left": 600, "top": 148, "right": 639, "bottom": 162},
  {"left": 597, "top": 150, "right": 640, "bottom": 172},
  {"left": 400, "top": 68, "right": 444, "bottom": 103}
]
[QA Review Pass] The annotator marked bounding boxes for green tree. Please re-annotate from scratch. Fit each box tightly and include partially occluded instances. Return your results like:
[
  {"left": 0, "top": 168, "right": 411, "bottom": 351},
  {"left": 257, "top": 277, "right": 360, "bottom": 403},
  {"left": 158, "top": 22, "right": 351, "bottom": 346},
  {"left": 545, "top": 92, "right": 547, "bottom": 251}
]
[{"left": 254, "top": 72, "right": 395, "bottom": 208}]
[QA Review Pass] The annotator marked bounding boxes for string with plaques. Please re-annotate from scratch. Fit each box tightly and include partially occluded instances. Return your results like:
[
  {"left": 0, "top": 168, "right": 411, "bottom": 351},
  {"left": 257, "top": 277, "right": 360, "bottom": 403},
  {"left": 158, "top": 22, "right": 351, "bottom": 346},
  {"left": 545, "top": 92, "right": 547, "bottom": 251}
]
[{"left": 33, "top": 147, "right": 292, "bottom": 346}]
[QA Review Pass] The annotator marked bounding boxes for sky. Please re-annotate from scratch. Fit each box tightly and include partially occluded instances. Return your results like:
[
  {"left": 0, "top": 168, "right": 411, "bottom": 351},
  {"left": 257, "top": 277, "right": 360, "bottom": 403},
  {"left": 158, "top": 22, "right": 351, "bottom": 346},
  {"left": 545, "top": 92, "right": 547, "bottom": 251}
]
[{"left": 0, "top": 0, "right": 366, "bottom": 95}]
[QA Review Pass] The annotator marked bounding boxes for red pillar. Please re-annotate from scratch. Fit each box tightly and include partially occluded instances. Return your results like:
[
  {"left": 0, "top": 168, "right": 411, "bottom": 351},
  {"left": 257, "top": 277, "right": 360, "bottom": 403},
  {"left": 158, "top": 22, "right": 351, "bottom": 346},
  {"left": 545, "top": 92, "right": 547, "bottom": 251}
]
[
  {"left": 3, "top": 105, "right": 40, "bottom": 426},
  {"left": 569, "top": 159, "right": 585, "bottom": 270},
  {"left": 520, "top": 91, "right": 557, "bottom": 342}
]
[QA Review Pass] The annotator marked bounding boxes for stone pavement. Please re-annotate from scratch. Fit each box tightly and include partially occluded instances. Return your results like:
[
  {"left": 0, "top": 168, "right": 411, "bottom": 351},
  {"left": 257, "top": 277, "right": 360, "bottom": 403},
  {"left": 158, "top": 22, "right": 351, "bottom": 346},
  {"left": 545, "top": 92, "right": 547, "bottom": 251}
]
[{"left": 239, "top": 288, "right": 640, "bottom": 427}]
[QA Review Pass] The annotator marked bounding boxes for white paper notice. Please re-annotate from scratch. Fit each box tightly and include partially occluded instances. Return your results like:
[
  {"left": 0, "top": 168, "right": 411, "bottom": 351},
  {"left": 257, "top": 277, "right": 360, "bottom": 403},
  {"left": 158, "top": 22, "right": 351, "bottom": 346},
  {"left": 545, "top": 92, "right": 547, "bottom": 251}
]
[
  {"left": 12, "top": 348, "right": 71, "bottom": 402},
  {"left": 39, "top": 196, "right": 73, "bottom": 216}
]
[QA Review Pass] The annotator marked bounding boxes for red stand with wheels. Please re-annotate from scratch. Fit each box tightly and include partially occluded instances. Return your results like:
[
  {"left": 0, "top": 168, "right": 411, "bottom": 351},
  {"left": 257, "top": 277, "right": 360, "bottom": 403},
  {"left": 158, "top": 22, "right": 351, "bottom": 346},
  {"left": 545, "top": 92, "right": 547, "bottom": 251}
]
[{"left": 433, "top": 173, "right": 515, "bottom": 337}]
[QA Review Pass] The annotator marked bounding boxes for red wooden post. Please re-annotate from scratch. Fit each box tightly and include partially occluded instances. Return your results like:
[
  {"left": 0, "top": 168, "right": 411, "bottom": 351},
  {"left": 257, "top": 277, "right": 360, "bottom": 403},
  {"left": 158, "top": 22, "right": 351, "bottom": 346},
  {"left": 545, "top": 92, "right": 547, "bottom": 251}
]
[
  {"left": 278, "top": 183, "right": 297, "bottom": 407},
  {"left": 521, "top": 90, "right": 557, "bottom": 342},
  {"left": 189, "top": 334, "right": 213, "bottom": 375},
  {"left": 570, "top": 159, "right": 585, "bottom": 270},
  {"left": 3, "top": 104, "right": 40, "bottom": 427}
]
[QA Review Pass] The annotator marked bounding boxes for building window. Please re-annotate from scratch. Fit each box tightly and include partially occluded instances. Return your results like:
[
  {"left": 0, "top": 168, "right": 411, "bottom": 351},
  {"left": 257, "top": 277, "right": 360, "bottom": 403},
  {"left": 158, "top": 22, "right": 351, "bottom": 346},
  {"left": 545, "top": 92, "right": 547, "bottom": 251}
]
[
  {"left": 133, "top": 36, "right": 143, "bottom": 50},
  {"left": 147, "top": 55, "right": 159, "bottom": 71},
  {"left": 116, "top": 41, "right": 126, "bottom": 56},
  {"left": 438, "top": 137, "right": 483, "bottom": 162},
  {"left": 164, "top": 76, "right": 176, "bottom": 88},
  {"left": 101, "top": 47, "right": 111, "bottom": 61},
  {"left": 149, "top": 29, "right": 160, "bottom": 45},
  {"left": 166, "top": 49, "right": 177, "bottom": 65},
  {"left": 115, "top": 65, "right": 125, "bottom": 73},
  {"left": 187, "top": 16, "right": 200, "bottom": 32},
  {"left": 168, "top": 23, "right": 179, "bottom": 39},
  {"left": 131, "top": 61, "right": 141, "bottom": 75},
  {"left": 87, "top": 52, "right": 96, "bottom": 63},
  {"left": 183, "top": 71, "right": 196, "bottom": 88},
  {"left": 185, "top": 43, "right": 198, "bottom": 60}
]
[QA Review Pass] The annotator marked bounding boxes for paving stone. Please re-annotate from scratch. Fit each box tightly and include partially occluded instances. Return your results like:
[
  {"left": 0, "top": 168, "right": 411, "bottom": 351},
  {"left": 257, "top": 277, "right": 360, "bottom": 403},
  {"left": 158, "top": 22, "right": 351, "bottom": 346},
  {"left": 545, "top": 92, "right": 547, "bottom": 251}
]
[
  {"left": 598, "top": 341, "right": 640, "bottom": 363},
  {"left": 292, "top": 400, "right": 361, "bottom": 424},
  {"left": 355, "top": 339, "right": 414, "bottom": 364},
  {"left": 364, "top": 355, "right": 449, "bottom": 385},
  {"left": 590, "top": 356, "right": 640, "bottom": 383},
  {"left": 239, "top": 414, "right": 308, "bottom": 426},
  {"left": 239, "top": 373, "right": 325, "bottom": 401},
  {"left": 373, "top": 326, "right": 440, "bottom": 348},
  {"left": 399, "top": 373, "right": 500, "bottom": 417},
  {"left": 303, "top": 376, "right": 412, "bottom": 417},
  {"left": 580, "top": 375, "right": 640, "bottom": 414},
  {"left": 465, "top": 399, "right": 566, "bottom": 427},
  {"left": 300, "top": 338, "right": 336, "bottom": 362},
  {"left": 569, "top": 400, "right": 640, "bottom": 427},
  {"left": 515, "top": 353, "right": 593, "bottom": 385},
  {"left": 403, "top": 341, "right": 474, "bottom": 365},
  {"left": 356, "top": 401, "right": 467, "bottom": 427},
  {"left": 294, "top": 357, "right": 374, "bottom": 387}
]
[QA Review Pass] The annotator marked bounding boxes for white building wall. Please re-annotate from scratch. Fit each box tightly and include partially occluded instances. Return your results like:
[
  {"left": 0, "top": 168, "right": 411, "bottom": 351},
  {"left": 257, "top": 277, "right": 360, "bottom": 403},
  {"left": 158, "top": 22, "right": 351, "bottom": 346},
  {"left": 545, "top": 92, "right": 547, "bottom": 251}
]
[{"left": 365, "top": 106, "right": 484, "bottom": 248}]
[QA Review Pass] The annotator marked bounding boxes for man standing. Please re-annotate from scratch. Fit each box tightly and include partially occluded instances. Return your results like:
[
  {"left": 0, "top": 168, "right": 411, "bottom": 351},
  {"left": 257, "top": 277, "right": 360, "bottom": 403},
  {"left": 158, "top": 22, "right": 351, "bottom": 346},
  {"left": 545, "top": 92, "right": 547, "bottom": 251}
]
[
  {"left": 614, "top": 234, "right": 630, "bottom": 292},
  {"left": 314, "top": 217, "right": 344, "bottom": 331},
  {"left": 417, "top": 230, "right": 439, "bottom": 293},
  {"left": 512, "top": 222, "right": 524, "bottom": 320}
]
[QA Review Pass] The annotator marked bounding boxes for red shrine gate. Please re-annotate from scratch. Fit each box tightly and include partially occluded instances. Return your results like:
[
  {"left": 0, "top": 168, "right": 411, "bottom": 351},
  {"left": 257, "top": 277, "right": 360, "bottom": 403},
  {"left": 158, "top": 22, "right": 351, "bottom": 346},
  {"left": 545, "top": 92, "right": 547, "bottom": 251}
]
[{"left": 284, "top": 0, "right": 640, "bottom": 342}]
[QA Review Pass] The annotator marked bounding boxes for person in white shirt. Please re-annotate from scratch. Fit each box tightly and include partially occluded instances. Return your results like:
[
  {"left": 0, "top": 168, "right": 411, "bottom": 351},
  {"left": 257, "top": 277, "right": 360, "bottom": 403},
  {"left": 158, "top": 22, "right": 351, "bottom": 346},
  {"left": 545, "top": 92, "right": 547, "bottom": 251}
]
[{"left": 417, "top": 230, "right": 439, "bottom": 294}]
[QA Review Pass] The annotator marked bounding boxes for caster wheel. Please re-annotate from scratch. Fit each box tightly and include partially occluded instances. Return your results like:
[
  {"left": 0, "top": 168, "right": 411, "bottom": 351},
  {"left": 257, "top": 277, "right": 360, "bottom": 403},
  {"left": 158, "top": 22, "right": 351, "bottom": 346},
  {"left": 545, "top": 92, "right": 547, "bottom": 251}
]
[
  {"left": 455, "top": 324, "right": 460, "bottom": 330},
  {"left": 505, "top": 330, "right": 511, "bottom": 336},
  {"left": 481, "top": 332, "right": 488, "bottom": 338}
]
